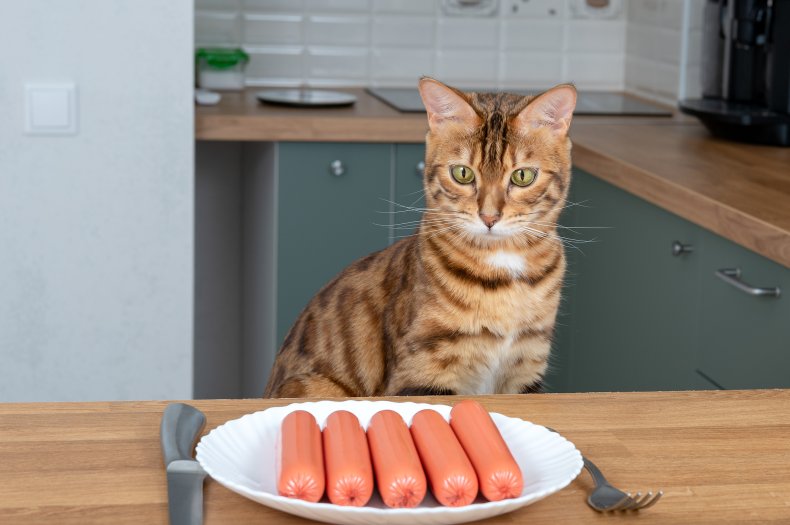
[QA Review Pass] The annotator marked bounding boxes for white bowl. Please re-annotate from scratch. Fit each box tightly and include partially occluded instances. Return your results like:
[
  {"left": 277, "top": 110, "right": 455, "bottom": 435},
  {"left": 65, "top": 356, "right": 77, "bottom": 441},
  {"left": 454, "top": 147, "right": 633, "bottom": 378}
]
[{"left": 196, "top": 400, "right": 583, "bottom": 525}]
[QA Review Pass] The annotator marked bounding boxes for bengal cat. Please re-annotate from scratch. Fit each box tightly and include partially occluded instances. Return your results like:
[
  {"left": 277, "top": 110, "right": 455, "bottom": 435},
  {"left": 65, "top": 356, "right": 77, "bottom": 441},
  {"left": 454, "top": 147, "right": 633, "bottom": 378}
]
[{"left": 264, "top": 77, "right": 577, "bottom": 398}]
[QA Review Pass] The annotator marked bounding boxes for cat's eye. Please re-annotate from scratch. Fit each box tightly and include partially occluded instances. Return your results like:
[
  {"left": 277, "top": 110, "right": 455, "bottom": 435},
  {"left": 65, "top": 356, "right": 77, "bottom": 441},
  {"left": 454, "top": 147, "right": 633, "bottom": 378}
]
[
  {"left": 450, "top": 165, "right": 475, "bottom": 184},
  {"left": 511, "top": 168, "right": 538, "bottom": 187}
]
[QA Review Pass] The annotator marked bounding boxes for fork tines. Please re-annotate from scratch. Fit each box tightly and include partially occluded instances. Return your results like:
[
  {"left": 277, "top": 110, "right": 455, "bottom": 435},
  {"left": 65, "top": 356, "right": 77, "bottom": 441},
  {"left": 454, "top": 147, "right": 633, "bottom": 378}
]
[{"left": 613, "top": 491, "right": 664, "bottom": 511}]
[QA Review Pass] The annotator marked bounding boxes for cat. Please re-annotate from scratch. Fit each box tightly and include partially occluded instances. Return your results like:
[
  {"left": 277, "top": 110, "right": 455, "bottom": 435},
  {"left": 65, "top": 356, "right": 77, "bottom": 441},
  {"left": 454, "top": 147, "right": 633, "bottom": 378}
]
[{"left": 264, "top": 77, "right": 577, "bottom": 398}]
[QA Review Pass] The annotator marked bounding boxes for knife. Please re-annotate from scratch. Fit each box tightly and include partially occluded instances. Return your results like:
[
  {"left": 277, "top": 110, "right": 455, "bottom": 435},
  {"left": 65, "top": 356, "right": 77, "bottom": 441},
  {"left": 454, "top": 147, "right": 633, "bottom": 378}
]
[{"left": 161, "top": 403, "right": 208, "bottom": 525}]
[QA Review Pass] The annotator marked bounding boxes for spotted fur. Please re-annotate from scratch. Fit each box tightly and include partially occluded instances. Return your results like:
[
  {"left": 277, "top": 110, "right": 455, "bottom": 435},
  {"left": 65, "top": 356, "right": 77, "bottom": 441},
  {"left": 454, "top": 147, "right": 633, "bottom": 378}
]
[{"left": 264, "top": 78, "right": 576, "bottom": 398}]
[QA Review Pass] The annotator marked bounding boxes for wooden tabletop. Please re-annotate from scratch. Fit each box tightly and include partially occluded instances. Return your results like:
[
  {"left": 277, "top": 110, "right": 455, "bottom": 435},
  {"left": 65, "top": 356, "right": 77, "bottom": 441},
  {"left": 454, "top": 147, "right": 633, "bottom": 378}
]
[{"left": 2, "top": 390, "right": 790, "bottom": 524}]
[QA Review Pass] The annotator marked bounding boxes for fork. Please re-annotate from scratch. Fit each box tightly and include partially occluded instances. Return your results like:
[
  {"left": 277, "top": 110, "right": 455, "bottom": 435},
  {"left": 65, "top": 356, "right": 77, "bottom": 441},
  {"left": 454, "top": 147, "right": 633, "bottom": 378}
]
[{"left": 546, "top": 427, "right": 663, "bottom": 512}]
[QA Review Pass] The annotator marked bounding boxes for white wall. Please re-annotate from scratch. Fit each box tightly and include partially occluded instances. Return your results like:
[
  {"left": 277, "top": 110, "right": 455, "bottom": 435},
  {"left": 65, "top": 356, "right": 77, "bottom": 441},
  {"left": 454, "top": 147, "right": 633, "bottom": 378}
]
[
  {"left": 0, "top": 0, "right": 194, "bottom": 401},
  {"left": 195, "top": 0, "right": 627, "bottom": 90}
]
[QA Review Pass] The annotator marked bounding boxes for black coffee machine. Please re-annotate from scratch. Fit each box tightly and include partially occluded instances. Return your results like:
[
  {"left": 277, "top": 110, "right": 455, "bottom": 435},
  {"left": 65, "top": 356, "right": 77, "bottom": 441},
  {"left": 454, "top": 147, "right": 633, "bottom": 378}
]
[{"left": 679, "top": 0, "right": 790, "bottom": 146}]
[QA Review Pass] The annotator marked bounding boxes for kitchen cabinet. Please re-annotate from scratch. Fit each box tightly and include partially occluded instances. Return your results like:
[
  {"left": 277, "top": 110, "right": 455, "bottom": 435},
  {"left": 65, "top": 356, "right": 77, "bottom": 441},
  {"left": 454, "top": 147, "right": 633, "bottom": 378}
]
[
  {"left": 554, "top": 169, "right": 790, "bottom": 392},
  {"left": 556, "top": 169, "right": 702, "bottom": 392},
  {"left": 696, "top": 230, "right": 790, "bottom": 389},
  {"left": 276, "top": 142, "right": 391, "bottom": 345},
  {"left": 200, "top": 141, "right": 788, "bottom": 396},
  {"left": 392, "top": 144, "right": 426, "bottom": 239}
]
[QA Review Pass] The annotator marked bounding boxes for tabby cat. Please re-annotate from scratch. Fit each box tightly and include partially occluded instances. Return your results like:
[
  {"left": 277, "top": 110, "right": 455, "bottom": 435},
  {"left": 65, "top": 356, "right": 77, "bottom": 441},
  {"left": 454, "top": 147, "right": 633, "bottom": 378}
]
[{"left": 264, "top": 77, "right": 577, "bottom": 398}]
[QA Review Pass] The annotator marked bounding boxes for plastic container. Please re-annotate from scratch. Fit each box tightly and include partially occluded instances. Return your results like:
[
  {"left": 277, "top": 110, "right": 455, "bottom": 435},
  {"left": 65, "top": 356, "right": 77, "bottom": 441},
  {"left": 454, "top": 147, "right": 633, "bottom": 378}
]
[{"left": 196, "top": 48, "right": 249, "bottom": 91}]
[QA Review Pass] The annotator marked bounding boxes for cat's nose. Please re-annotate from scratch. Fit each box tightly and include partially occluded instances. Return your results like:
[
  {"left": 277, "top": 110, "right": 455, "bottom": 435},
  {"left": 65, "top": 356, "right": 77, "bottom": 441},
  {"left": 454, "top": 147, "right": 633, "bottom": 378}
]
[{"left": 479, "top": 213, "right": 500, "bottom": 229}]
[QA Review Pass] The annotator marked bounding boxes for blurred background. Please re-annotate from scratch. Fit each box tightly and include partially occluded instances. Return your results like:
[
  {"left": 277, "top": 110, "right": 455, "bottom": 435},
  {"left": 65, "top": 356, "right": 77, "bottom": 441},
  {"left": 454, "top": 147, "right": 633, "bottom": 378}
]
[{"left": 6, "top": 0, "right": 764, "bottom": 404}]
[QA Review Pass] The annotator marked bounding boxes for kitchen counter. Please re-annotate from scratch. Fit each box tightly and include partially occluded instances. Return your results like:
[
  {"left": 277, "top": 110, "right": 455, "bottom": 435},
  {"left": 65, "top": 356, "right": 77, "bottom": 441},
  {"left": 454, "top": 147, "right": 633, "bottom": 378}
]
[
  {"left": 196, "top": 88, "right": 790, "bottom": 268},
  {"left": 2, "top": 390, "right": 790, "bottom": 524}
]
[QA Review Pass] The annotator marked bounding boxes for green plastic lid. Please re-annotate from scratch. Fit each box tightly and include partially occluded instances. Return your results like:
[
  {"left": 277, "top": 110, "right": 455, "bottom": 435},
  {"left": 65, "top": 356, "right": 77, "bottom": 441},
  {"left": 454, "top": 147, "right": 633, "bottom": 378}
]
[{"left": 196, "top": 48, "right": 250, "bottom": 70}]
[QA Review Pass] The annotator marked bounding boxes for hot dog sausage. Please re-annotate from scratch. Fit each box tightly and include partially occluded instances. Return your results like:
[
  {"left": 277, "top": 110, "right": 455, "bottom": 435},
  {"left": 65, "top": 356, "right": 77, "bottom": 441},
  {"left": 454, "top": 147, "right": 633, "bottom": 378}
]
[
  {"left": 367, "top": 410, "right": 427, "bottom": 508},
  {"left": 276, "top": 410, "right": 325, "bottom": 502},
  {"left": 450, "top": 399, "right": 524, "bottom": 501},
  {"left": 322, "top": 410, "right": 374, "bottom": 506},
  {"left": 410, "top": 409, "right": 479, "bottom": 507}
]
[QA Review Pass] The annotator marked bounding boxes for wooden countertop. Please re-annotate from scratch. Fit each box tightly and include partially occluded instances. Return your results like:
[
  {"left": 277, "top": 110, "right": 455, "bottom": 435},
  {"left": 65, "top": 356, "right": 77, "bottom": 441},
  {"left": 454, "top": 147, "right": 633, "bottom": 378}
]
[
  {"left": 196, "top": 88, "right": 790, "bottom": 268},
  {"left": 3, "top": 390, "right": 790, "bottom": 524}
]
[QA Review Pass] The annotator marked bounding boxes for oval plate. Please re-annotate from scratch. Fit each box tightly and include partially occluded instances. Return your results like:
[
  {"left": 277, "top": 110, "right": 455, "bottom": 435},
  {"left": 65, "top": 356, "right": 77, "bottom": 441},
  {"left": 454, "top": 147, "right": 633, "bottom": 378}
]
[
  {"left": 256, "top": 89, "right": 357, "bottom": 107},
  {"left": 196, "top": 400, "right": 583, "bottom": 525}
]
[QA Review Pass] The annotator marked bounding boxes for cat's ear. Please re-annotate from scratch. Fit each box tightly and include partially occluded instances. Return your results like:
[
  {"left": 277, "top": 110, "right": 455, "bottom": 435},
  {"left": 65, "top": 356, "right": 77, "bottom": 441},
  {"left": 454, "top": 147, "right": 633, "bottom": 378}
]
[
  {"left": 418, "top": 77, "right": 480, "bottom": 132},
  {"left": 515, "top": 84, "right": 577, "bottom": 137}
]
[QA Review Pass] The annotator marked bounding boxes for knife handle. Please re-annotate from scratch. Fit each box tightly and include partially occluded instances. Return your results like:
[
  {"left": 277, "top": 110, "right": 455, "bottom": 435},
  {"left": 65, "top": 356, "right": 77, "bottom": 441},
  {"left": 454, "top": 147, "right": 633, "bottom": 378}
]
[{"left": 161, "top": 403, "right": 207, "bottom": 466}]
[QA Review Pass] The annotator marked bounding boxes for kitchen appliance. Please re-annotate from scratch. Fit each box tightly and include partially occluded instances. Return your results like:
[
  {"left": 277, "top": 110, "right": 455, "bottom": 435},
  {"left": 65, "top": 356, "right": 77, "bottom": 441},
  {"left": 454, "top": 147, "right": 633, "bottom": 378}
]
[
  {"left": 679, "top": 0, "right": 790, "bottom": 146},
  {"left": 367, "top": 88, "right": 672, "bottom": 116},
  {"left": 257, "top": 89, "right": 357, "bottom": 107}
]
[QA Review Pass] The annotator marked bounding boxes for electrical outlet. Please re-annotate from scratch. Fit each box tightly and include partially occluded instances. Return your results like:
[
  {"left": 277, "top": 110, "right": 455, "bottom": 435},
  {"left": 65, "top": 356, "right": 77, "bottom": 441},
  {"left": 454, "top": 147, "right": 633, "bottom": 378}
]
[{"left": 504, "top": 0, "right": 563, "bottom": 18}]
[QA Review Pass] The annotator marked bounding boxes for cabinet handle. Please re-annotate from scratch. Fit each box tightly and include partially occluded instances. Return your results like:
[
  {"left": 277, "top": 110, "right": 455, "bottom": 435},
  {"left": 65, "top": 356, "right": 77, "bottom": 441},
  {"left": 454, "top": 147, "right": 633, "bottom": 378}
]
[
  {"left": 715, "top": 268, "right": 781, "bottom": 298},
  {"left": 671, "top": 241, "right": 694, "bottom": 256},
  {"left": 329, "top": 160, "right": 345, "bottom": 177},
  {"left": 416, "top": 161, "right": 425, "bottom": 178}
]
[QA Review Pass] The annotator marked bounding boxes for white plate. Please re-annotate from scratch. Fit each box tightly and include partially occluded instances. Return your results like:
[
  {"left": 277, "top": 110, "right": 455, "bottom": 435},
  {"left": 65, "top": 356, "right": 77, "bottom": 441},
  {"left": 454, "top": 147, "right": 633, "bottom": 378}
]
[{"left": 196, "top": 400, "right": 583, "bottom": 525}]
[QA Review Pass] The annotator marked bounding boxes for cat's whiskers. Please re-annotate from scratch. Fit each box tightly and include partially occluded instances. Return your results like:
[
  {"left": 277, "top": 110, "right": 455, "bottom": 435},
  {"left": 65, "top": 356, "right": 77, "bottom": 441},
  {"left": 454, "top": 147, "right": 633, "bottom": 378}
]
[{"left": 513, "top": 224, "right": 595, "bottom": 254}]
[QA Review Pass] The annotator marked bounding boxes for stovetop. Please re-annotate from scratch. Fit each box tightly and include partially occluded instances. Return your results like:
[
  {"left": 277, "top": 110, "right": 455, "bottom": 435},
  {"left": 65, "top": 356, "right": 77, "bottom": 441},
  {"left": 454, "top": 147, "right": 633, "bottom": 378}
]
[{"left": 367, "top": 87, "right": 672, "bottom": 117}]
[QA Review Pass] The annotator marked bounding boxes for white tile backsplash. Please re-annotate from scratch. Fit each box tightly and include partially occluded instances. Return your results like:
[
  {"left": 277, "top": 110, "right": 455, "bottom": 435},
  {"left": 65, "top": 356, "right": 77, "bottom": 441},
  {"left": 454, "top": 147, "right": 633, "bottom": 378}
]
[
  {"left": 307, "top": 46, "right": 369, "bottom": 80},
  {"left": 566, "top": 53, "right": 625, "bottom": 89},
  {"left": 566, "top": 20, "right": 626, "bottom": 53},
  {"left": 195, "top": 10, "right": 241, "bottom": 46},
  {"left": 305, "top": 0, "right": 370, "bottom": 12},
  {"left": 502, "top": 20, "right": 563, "bottom": 51},
  {"left": 245, "top": 46, "right": 305, "bottom": 85},
  {"left": 243, "top": 0, "right": 304, "bottom": 11},
  {"left": 501, "top": 51, "right": 563, "bottom": 86},
  {"left": 626, "top": 24, "right": 682, "bottom": 64},
  {"left": 372, "top": 16, "right": 435, "bottom": 48},
  {"left": 195, "top": 0, "right": 700, "bottom": 99},
  {"left": 244, "top": 14, "right": 303, "bottom": 45},
  {"left": 306, "top": 15, "right": 370, "bottom": 46},
  {"left": 503, "top": 0, "right": 564, "bottom": 18},
  {"left": 624, "top": 0, "right": 702, "bottom": 103},
  {"left": 437, "top": 18, "right": 499, "bottom": 49},
  {"left": 627, "top": 0, "right": 684, "bottom": 30},
  {"left": 197, "top": 0, "right": 241, "bottom": 9},
  {"left": 372, "top": 0, "right": 436, "bottom": 14},
  {"left": 436, "top": 49, "right": 498, "bottom": 86},
  {"left": 371, "top": 48, "right": 433, "bottom": 81}
]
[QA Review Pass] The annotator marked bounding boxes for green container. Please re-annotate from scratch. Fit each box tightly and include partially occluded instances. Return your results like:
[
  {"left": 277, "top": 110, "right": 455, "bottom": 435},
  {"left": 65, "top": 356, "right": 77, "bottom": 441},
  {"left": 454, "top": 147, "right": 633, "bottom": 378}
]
[{"left": 196, "top": 48, "right": 249, "bottom": 90}]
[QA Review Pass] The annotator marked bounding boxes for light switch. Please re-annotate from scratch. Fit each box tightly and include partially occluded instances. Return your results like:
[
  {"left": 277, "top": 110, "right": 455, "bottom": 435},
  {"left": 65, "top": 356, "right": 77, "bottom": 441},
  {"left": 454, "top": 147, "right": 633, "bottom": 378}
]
[{"left": 25, "top": 83, "right": 78, "bottom": 135}]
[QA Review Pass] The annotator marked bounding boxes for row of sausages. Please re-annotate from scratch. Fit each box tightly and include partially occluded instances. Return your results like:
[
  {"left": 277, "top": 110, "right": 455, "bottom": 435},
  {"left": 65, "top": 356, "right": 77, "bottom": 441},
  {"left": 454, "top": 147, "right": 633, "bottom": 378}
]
[{"left": 276, "top": 399, "right": 524, "bottom": 508}]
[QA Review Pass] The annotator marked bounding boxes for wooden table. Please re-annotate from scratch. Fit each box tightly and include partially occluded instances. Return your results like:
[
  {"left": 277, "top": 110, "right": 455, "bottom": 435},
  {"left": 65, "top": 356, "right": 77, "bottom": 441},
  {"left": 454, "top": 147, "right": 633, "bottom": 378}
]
[{"left": 2, "top": 390, "right": 789, "bottom": 524}]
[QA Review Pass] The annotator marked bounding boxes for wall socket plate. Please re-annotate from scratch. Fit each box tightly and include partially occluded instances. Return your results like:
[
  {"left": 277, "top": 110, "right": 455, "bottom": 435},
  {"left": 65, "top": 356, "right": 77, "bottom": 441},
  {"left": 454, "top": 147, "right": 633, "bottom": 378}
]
[{"left": 25, "top": 83, "right": 78, "bottom": 135}]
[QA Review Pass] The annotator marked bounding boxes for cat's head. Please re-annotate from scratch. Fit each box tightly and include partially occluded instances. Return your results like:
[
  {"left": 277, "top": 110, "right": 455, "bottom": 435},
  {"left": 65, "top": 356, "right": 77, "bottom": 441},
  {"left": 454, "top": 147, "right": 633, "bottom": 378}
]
[{"left": 417, "top": 78, "right": 576, "bottom": 245}]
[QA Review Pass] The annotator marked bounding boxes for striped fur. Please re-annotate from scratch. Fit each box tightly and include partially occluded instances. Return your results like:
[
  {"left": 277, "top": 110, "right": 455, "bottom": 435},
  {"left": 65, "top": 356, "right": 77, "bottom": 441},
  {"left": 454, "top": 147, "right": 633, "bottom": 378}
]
[{"left": 264, "top": 79, "right": 576, "bottom": 398}]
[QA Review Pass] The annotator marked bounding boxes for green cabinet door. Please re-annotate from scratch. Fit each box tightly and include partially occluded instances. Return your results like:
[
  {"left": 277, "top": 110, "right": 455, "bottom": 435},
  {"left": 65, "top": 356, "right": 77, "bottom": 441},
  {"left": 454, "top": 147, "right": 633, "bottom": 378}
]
[
  {"left": 697, "top": 231, "right": 790, "bottom": 389},
  {"left": 392, "top": 144, "right": 426, "bottom": 241},
  {"left": 564, "top": 170, "right": 701, "bottom": 391},
  {"left": 276, "top": 142, "right": 392, "bottom": 346}
]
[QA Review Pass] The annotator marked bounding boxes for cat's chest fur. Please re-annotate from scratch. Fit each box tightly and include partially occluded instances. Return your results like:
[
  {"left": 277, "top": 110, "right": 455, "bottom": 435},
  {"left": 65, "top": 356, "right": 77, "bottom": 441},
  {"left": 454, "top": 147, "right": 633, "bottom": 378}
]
[{"left": 460, "top": 251, "right": 551, "bottom": 395}]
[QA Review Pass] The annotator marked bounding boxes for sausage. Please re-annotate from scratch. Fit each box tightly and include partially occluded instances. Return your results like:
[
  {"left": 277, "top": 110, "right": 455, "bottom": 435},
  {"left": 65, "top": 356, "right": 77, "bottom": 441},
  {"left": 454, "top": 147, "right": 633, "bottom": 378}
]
[
  {"left": 322, "top": 410, "right": 374, "bottom": 506},
  {"left": 367, "top": 410, "right": 427, "bottom": 508},
  {"left": 276, "top": 410, "right": 325, "bottom": 502},
  {"left": 450, "top": 399, "right": 524, "bottom": 501},
  {"left": 409, "top": 409, "right": 479, "bottom": 507}
]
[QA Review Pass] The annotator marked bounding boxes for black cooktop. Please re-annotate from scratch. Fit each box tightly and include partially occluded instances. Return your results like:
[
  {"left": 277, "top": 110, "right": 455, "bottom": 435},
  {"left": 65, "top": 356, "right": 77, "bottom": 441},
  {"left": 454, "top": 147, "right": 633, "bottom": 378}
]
[{"left": 367, "top": 87, "right": 672, "bottom": 117}]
